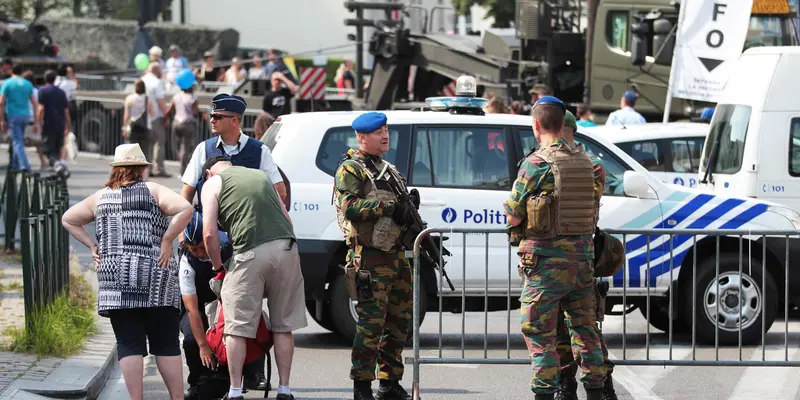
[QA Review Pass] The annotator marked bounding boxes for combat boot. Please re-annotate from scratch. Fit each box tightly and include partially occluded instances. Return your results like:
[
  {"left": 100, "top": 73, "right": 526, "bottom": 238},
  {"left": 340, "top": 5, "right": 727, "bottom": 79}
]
[
  {"left": 534, "top": 394, "right": 555, "bottom": 400},
  {"left": 375, "top": 379, "right": 412, "bottom": 400},
  {"left": 555, "top": 365, "right": 579, "bottom": 400},
  {"left": 354, "top": 380, "right": 375, "bottom": 400},
  {"left": 603, "top": 373, "right": 618, "bottom": 400},
  {"left": 585, "top": 387, "right": 604, "bottom": 400}
]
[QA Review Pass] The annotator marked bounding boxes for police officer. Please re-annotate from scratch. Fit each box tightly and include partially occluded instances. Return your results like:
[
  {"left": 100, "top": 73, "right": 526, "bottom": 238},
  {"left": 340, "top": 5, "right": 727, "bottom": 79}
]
[
  {"left": 179, "top": 93, "right": 286, "bottom": 209},
  {"left": 179, "top": 210, "right": 234, "bottom": 400},
  {"left": 504, "top": 96, "right": 607, "bottom": 400},
  {"left": 178, "top": 93, "right": 277, "bottom": 390},
  {"left": 553, "top": 110, "right": 618, "bottom": 400},
  {"left": 333, "top": 112, "right": 416, "bottom": 400}
]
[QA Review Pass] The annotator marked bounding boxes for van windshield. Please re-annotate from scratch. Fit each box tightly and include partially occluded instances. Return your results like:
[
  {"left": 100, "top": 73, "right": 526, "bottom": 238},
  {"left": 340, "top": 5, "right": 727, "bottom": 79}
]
[
  {"left": 260, "top": 122, "right": 282, "bottom": 151},
  {"left": 700, "top": 104, "right": 752, "bottom": 176}
]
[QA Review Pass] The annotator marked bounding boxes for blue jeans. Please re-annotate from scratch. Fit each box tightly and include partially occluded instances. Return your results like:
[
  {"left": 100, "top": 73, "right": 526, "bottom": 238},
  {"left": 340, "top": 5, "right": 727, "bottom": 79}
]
[{"left": 8, "top": 115, "right": 31, "bottom": 171}]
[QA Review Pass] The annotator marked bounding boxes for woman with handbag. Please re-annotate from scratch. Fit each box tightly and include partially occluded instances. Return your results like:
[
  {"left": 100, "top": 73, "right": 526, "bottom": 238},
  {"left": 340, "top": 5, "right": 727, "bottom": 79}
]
[{"left": 122, "top": 80, "right": 155, "bottom": 174}]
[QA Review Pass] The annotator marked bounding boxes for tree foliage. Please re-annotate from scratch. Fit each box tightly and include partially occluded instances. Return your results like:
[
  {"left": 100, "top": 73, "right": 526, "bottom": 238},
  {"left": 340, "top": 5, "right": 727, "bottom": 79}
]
[
  {"left": 451, "top": 0, "right": 516, "bottom": 28},
  {"left": 0, "top": 0, "right": 170, "bottom": 21}
]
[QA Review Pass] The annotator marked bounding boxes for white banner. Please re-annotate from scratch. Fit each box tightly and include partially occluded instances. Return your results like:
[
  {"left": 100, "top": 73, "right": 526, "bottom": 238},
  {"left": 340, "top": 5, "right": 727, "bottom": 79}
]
[{"left": 669, "top": 0, "right": 754, "bottom": 103}]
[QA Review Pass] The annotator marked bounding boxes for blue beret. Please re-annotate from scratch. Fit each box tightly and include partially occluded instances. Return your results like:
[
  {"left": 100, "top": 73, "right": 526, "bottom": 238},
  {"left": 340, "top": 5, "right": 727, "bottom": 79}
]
[
  {"left": 211, "top": 93, "right": 247, "bottom": 115},
  {"left": 533, "top": 95, "right": 566, "bottom": 113},
  {"left": 623, "top": 90, "right": 638, "bottom": 104},
  {"left": 352, "top": 112, "right": 387, "bottom": 133}
]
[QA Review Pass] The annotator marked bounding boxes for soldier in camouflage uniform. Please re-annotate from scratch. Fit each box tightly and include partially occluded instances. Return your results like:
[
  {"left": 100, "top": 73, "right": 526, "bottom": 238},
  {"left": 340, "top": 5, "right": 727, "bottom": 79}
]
[
  {"left": 553, "top": 111, "right": 618, "bottom": 400},
  {"left": 333, "top": 112, "right": 417, "bottom": 400},
  {"left": 504, "top": 97, "right": 607, "bottom": 400}
]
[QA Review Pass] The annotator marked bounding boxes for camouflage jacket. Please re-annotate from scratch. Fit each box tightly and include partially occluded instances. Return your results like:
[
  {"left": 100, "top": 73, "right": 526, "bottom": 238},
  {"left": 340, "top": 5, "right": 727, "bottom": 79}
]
[
  {"left": 505, "top": 137, "right": 607, "bottom": 259},
  {"left": 334, "top": 148, "right": 398, "bottom": 257}
]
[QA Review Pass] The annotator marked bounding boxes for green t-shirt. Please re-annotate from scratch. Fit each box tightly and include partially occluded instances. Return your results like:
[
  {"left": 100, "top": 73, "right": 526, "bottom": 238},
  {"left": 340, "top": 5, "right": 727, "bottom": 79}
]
[{"left": 217, "top": 166, "right": 295, "bottom": 253}]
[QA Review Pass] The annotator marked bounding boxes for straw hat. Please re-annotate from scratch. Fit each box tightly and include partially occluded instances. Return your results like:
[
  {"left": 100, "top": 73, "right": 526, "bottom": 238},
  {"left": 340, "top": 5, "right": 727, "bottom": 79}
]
[{"left": 110, "top": 144, "right": 151, "bottom": 167}]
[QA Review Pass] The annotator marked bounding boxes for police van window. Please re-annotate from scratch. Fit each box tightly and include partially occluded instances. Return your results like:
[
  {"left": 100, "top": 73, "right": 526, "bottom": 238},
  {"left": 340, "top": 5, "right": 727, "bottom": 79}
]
[
  {"left": 670, "top": 138, "right": 704, "bottom": 172},
  {"left": 316, "top": 125, "right": 411, "bottom": 177},
  {"left": 412, "top": 126, "right": 510, "bottom": 189},
  {"left": 701, "top": 104, "right": 751, "bottom": 175},
  {"left": 616, "top": 141, "right": 664, "bottom": 172},
  {"left": 516, "top": 128, "right": 628, "bottom": 196},
  {"left": 789, "top": 118, "right": 800, "bottom": 176},
  {"left": 260, "top": 121, "right": 282, "bottom": 150},
  {"left": 607, "top": 11, "right": 630, "bottom": 51}
]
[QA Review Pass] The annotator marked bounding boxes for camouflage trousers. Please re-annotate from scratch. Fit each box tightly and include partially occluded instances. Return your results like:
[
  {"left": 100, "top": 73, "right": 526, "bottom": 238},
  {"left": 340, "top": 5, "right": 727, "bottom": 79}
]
[
  {"left": 519, "top": 253, "right": 607, "bottom": 394},
  {"left": 556, "top": 310, "right": 614, "bottom": 376},
  {"left": 349, "top": 249, "right": 412, "bottom": 381}
]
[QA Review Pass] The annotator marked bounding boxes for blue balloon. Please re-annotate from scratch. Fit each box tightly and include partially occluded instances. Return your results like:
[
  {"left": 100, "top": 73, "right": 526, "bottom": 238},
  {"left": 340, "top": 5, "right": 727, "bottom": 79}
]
[{"left": 176, "top": 68, "right": 195, "bottom": 90}]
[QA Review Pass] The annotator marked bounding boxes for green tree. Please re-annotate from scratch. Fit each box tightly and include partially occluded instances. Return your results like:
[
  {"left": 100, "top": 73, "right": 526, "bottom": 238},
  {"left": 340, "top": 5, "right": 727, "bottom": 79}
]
[
  {"left": 0, "top": 0, "right": 71, "bottom": 19},
  {"left": 451, "top": 0, "right": 516, "bottom": 28}
]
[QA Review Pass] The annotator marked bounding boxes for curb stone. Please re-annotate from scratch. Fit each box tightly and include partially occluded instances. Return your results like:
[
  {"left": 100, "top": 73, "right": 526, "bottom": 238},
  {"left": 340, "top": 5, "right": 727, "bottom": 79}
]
[{"left": 2, "top": 316, "right": 116, "bottom": 400}]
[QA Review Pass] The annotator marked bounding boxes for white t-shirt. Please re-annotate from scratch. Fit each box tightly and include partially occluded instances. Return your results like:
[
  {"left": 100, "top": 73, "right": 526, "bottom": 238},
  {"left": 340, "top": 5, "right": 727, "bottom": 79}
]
[
  {"left": 142, "top": 73, "right": 165, "bottom": 120},
  {"left": 180, "top": 132, "right": 284, "bottom": 188},
  {"left": 179, "top": 254, "right": 197, "bottom": 295},
  {"left": 55, "top": 77, "right": 77, "bottom": 101}
]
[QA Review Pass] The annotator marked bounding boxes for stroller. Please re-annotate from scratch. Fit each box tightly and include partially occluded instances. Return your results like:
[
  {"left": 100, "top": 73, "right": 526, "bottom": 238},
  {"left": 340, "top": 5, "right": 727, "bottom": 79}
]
[{"left": 201, "top": 269, "right": 274, "bottom": 399}]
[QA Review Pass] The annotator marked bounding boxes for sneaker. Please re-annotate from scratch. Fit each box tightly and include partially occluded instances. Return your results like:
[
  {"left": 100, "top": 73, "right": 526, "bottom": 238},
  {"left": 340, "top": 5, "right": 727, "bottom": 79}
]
[
  {"left": 221, "top": 394, "right": 244, "bottom": 400},
  {"left": 276, "top": 394, "right": 295, "bottom": 400},
  {"left": 244, "top": 372, "right": 268, "bottom": 391}
]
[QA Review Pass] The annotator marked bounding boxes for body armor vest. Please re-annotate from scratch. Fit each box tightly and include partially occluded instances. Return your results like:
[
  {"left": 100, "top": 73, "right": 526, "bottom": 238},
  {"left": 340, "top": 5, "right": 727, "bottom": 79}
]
[
  {"left": 335, "top": 159, "right": 404, "bottom": 252},
  {"left": 524, "top": 143, "right": 597, "bottom": 239}
]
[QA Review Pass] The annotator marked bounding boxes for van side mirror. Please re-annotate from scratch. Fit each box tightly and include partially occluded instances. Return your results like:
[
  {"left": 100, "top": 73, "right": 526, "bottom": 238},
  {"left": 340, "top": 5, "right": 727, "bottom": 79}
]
[
  {"left": 631, "top": 19, "right": 649, "bottom": 66},
  {"left": 652, "top": 18, "right": 674, "bottom": 66},
  {"left": 623, "top": 171, "right": 653, "bottom": 198}
]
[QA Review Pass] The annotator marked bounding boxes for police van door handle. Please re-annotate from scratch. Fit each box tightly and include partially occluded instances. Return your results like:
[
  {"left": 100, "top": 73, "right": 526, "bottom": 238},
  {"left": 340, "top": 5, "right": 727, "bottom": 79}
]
[{"left": 420, "top": 200, "right": 447, "bottom": 206}]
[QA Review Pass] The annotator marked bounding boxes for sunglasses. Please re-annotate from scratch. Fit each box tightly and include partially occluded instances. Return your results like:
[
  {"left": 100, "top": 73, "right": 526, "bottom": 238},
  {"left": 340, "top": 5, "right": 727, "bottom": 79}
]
[{"left": 210, "top": 113, "right": 237, "bottom": 121}]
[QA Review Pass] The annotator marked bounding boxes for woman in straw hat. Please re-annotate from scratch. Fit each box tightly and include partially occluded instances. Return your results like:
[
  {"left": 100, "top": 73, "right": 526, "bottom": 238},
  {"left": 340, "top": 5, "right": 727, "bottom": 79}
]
[{"left": 62, "top": 143, "right": 193, "bottom": 400}]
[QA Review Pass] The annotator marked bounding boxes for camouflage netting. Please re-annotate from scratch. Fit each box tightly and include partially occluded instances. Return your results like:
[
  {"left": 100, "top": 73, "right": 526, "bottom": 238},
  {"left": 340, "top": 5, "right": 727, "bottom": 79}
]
[{"left": 38, "top": 17, "right": 240, "bottom": 73}]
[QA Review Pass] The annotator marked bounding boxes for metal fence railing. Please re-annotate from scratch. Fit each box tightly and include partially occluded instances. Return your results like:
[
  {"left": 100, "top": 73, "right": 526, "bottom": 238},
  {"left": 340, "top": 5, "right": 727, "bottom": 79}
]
[
  {"left": 408, "top": 227, "right": 800, "bottom": 399},
  {"left": 72, "top": 96, "right": 264, "bottom": 158},
  {"left": 1, "top": 152, "right": 70, "bottom": 332}
]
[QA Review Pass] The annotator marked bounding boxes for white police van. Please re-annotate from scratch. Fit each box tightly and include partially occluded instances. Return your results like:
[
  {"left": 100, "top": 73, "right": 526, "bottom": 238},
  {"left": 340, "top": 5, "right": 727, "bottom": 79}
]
[
  {"left": 261, "top": 81, "right": 800, "bottom": 346},
  {"left": 587, "top": 122, "right": 708, "bottom": 189}
]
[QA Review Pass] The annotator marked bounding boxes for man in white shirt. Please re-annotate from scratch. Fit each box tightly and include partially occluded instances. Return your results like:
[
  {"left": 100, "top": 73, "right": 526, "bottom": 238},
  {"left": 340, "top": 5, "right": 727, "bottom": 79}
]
[
  {"left": 142, "top": 63, "right": 170, "bottom": 177},
  {"left": 606, "top": 90, "right": 647, "bottom": 126},
  {"left": 165, "top": 44, "right": 190, "bottom": 86},
  {"left": 180, "top": 94, "right": 286, "bottom": 209}
]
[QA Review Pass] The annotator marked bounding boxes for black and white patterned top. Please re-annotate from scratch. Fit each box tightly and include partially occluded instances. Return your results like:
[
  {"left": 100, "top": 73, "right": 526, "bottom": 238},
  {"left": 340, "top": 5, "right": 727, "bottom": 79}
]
[{"left": 94, "top": 181, "right": 180, "bottom": 317}]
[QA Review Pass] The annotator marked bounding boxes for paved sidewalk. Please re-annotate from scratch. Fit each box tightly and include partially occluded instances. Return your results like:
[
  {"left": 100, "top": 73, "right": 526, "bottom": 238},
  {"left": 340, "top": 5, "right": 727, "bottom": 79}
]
[{"left": 0, "top": 251, "right": 116, "bottom": 400}]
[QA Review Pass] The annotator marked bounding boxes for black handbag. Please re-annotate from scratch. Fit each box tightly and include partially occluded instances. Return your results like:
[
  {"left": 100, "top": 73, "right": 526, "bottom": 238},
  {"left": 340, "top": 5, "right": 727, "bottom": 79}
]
[{"left": 129, "top": 95, "right": 149, "bottom": 134}]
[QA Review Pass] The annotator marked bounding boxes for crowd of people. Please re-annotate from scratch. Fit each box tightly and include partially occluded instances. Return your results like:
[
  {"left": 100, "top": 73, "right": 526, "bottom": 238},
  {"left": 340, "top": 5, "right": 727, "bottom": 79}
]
[{"left": 0, "top": 59, "right": 77, "bottom": 176}]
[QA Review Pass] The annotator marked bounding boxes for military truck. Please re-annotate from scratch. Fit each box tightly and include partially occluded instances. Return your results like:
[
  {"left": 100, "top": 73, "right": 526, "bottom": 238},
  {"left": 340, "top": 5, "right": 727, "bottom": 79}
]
[
  {"left": 347, "top": 0, "right": 797, "bottom": 122},
  {"left": 0, "top": 10, "right": 64, "bottom": 81}
]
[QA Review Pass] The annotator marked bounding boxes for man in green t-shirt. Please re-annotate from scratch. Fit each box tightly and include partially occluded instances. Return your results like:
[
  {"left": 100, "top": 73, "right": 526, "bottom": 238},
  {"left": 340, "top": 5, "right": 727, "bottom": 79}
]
[{"left": 200, "top": 156, "right": 307, "bottom": 400}]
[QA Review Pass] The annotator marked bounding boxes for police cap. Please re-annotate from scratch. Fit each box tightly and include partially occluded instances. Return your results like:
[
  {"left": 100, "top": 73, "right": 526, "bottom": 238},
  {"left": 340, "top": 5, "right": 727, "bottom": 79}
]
[
  {"left": 184, "top": 210, "right": 204, "bottom": 245},
  {"left": 623, "top": 90, "right": 638, "bottom": 105},
  {"left": 211, "top": 93, "right": 247, "bottom": 115},
  {"left": 533, "top": 95, "right": 566, "bottom": 114},
  {"left": 352, "top": 112, "right": 387, "bottom": 133}
]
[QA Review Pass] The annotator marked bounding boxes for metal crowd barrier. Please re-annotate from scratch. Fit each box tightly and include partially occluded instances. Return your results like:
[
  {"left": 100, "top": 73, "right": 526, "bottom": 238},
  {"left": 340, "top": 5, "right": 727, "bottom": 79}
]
[
  {"left": 409, "top": 227, "right": 800, "bottom": 398},
  {"left": 72, "top": 96, "right": 263, "bottom": 158},
  {"left": 0, "top": 165, "right": 70, "bottom": 332}
]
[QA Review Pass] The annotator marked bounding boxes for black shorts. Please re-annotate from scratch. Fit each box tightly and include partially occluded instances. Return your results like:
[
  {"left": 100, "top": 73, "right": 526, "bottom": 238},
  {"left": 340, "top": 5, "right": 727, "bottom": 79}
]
[{"left": 107, "top": 306, "right": 181, "bottom": 360}]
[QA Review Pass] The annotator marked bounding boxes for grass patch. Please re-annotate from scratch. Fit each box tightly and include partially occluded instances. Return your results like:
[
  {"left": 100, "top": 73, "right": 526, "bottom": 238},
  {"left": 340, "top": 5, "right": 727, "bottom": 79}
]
[{"left": 2, "top": 270, "right": 97, "bottom": 358}]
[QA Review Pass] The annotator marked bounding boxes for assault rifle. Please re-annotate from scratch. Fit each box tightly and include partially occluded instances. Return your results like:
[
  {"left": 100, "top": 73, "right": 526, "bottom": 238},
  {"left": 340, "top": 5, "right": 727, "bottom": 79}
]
[{"left": 369, "top": 160, "right": 455, "bottom": 291}]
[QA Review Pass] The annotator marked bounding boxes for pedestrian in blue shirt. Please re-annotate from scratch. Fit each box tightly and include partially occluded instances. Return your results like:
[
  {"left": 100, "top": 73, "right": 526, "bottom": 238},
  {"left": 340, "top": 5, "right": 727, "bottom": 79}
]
[
  {"left": 606, "top": 90, "right": 646, "bottom": 126},
  {"left": 0, "top": 64, "right": 38, "bottom": 171}
]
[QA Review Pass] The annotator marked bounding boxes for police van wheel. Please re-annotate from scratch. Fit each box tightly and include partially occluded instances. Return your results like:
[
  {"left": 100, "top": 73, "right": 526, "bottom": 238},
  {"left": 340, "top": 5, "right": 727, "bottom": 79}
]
[
  {"left": 686, "top": 254, "right": 777, "bottom": 346},
  {"left": 306, "top": 300, "right": 337, "bottom": 332},
  {"left": 639, "top": 296, "right": 688, "bottom": 334},
  {"left": 329, "top": 273, "right": 428, "bottom": 343}
]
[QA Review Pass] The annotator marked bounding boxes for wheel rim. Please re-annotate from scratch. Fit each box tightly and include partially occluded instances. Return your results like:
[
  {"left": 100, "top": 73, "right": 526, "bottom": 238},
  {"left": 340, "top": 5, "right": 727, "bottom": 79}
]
[{"left": 703, "top": 271, "right": 762, "bottom": 332}]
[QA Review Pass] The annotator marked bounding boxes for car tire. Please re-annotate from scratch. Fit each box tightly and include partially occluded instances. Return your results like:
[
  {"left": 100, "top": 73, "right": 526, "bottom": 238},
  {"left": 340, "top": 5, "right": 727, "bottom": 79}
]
[
  {"left": 639, "top": 296, "right": 689, "bottom": 334},
  {"left": 684, "top": 254, "right": 777, "bottom": 346},
  {"left": 306, "top": 300, "right": 337, "bottom": 333},
  {"left": 329, "top": 273, "right": 428, "bottom": 344}
]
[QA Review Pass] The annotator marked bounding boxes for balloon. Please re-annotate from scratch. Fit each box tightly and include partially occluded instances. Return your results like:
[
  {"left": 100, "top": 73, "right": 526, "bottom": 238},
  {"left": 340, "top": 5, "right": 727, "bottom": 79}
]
[
  {"left": 176, "top": 68, "right": 196, "bottom": 90},
  {"left": 134, "top": 53, "right": 149, "bottom": 71}
]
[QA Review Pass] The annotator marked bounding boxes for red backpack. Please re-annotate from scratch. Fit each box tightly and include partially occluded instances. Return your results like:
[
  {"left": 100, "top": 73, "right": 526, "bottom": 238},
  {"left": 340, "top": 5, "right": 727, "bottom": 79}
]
[{"left": 205, "top": 272, "right": 274, "bottom": 366}]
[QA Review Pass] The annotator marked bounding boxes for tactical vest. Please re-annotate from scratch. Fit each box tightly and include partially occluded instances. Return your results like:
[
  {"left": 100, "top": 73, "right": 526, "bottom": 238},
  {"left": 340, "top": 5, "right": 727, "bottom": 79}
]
[
  {"left": 195, "top": 136, "right": 262, "bottom": 208},
  {"left": 334, "top": 158, "right": 403, "bottom": 252},
  {"left": 186, "top": 255, "right": 219, "bottom": 307},
  {"left": 524, "top": 143, "right": 597, "bottom": 239}
]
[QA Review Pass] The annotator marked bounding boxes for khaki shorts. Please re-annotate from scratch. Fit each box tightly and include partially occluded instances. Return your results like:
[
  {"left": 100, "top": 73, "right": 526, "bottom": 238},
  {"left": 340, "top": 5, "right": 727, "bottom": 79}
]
[{"left": 221, "top": 238, "right": 308, "bottom": 337}]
